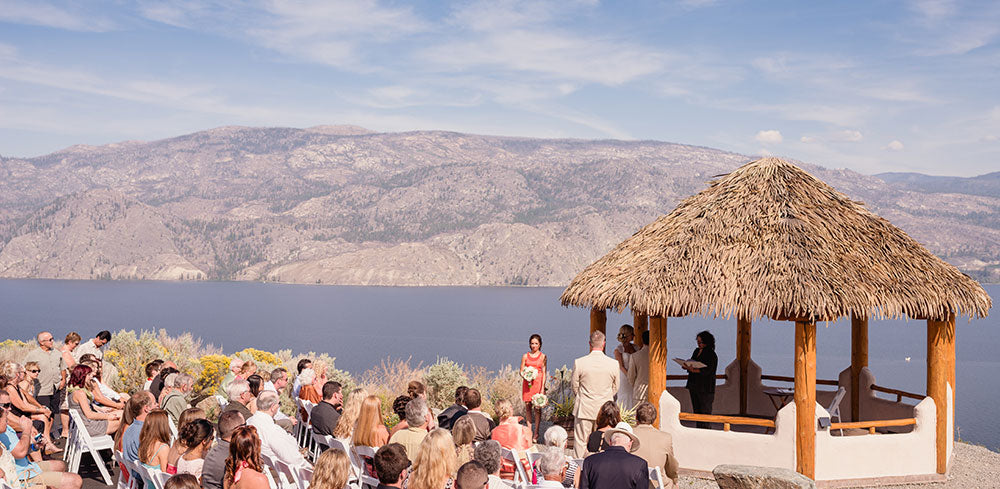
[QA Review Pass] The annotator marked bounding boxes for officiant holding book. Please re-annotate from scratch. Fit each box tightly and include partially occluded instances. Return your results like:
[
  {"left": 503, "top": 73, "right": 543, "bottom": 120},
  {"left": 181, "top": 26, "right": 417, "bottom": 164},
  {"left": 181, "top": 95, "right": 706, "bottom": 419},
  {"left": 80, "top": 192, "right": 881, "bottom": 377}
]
[{"left": 682, "top": 331, "right": 718, "bottom": 428}]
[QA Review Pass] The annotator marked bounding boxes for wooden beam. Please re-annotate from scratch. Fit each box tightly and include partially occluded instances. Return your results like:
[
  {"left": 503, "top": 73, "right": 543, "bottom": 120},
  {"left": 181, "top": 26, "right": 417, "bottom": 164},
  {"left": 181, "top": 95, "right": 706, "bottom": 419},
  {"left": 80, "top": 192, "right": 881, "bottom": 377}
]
[
  {"left": 590, "top": 308, "right": 607, "bottom": 336},
  {"left": 737, "top": 318, "right": 752, "bottom": 415},
  {"left": 633, "top": 312, "right": 648, "bottom": 348},
  {"left": 648, "top": 315, "right": 667, "bottom": 427},
  {"left": 794, "top": 320, "right": 817, "bottom": 480},
  {"left": 927, "top": 314, "right": 955, "bottom": 474},
  {"left": 851, "top": 315, "right": 869, "bottom": 422}
]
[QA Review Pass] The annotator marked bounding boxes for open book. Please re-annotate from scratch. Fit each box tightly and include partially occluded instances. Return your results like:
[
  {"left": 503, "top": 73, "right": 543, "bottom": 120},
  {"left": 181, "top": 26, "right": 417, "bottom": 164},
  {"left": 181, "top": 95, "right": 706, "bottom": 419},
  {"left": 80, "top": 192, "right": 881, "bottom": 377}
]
[{"left": 672, "top": 358, "right": 707, "bottom": 369}]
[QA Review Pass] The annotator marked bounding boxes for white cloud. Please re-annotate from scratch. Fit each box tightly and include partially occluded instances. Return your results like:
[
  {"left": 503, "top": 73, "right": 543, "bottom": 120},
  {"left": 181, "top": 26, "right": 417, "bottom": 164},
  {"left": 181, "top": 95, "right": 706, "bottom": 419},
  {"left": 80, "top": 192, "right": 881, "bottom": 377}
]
[
  {"left": 0, "top": 0, "right": 115, "bottom": 31},
  {"left": 832, "top": 129, "right": 864, "bottom": 142},
  {"left": 885, "top": 140, "right": 905, "bottom": 151},
  {"left": 757, "top": 148, "right": 773, "bottom": 156},
  {"left": 755, "top": 130, "right": 783, "bottom": 144},
  {"left": 800, "top": 136, "right": 817, "bottom": 144}
]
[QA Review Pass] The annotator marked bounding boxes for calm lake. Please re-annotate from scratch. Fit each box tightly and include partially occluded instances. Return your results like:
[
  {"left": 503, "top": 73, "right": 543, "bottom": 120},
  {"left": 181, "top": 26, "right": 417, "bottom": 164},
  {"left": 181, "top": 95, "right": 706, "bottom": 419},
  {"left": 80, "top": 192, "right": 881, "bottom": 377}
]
[{"left": 0, "top": 279, "right": 996, "bottom": 451}]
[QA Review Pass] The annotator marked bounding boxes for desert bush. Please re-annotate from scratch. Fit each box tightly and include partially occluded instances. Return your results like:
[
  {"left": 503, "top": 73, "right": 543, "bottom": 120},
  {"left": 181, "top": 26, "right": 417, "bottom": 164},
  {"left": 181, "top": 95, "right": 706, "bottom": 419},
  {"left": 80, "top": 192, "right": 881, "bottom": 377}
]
[
  {"left": 196, "top": 354, "right": 231, "bottom": 396},
  {"left": 0, "top": 339, "right": 35, "bottom": 364},
  {"left": 423, "top": 357, "right": 469, "bottom": 409},
  {"left": 469, "top": 364, "right": 523, "bottom": 418}
]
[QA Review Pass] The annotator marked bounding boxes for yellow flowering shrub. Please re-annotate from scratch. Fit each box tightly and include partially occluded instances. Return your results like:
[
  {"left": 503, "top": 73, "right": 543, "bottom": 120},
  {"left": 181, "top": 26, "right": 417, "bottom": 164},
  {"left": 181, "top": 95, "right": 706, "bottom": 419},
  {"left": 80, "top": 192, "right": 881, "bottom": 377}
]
[
  {"left": 196, "top": 354, "right": 232, "bottom": 395},
  {"left": 236, "top": 348, "right": 281, "bottom": 366}
]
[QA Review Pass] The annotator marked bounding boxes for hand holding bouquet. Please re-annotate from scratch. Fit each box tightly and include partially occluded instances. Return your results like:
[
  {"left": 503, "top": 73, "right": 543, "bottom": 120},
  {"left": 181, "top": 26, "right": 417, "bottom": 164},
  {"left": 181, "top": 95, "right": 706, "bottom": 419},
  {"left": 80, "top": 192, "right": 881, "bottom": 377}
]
[{"left": 521, "top": 366, "right": 539, "bottom": 387}]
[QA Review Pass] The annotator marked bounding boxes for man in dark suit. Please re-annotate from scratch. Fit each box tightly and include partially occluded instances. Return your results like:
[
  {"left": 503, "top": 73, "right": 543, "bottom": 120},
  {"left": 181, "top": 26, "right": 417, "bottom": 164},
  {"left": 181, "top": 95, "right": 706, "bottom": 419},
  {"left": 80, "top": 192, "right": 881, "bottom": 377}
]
[
  {"left": 580, "top": 422, "right": 649, "bottom": 489},
  {"left": 437, "top": 386, "right": 468, "bottom": 430},
  {"left": 455, "top": 388, "right": 495, "bottom": 442},
  {"left": 310, "top": 381, "right": 343, "bottom": 436},
  {"left": 373, "top": 443, "right": 410, "bottom": 489}
]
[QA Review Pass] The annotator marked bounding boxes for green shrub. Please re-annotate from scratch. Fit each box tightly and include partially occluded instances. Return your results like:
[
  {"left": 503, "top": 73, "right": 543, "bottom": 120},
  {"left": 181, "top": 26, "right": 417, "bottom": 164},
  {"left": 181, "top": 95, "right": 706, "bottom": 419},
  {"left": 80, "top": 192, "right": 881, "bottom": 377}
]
[{"left": 424, "top": 357, "right": 469, "bottom": 409}]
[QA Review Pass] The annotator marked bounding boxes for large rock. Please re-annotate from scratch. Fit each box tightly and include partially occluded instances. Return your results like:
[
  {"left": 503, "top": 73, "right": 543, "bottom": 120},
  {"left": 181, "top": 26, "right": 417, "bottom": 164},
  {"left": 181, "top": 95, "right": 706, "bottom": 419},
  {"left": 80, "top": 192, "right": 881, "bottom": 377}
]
[{"left": 713, "top": 465, "right": 816, "bottom": 489}]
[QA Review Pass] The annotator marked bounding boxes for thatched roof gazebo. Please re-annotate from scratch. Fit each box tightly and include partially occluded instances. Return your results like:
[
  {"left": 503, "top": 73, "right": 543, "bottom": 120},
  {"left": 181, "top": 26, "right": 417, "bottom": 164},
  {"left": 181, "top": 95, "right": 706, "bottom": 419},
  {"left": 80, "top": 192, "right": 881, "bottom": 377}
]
[{"left": 561, "top": 157, "right": 991, "bottom": 483}]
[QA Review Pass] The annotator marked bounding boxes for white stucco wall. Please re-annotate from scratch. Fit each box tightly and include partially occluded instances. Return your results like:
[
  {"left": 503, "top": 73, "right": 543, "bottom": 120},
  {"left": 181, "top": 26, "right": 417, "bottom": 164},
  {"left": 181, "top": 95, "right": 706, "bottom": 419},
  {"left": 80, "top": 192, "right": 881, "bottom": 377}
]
[{"left": 814, "top": 397, "right": 937, "bottom": 480}]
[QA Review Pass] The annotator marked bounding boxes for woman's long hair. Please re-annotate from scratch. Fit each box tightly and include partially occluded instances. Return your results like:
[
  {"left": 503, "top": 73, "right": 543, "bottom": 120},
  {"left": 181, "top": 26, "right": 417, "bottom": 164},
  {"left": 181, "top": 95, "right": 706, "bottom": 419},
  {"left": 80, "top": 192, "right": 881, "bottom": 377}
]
[
  {"left": 139, "top": 410, "right": 172, "bottom": 464},
  {"left": 352, "top": 395, "right": 386, "bottom": 447},
  {"left": 697, "top": 330, "right": 716, "bottom": 350},
  {"left": 451, "top": 416, "right": 476, "bottom": 447},
  {"left": 595, "top": 400, "right": 620, "bottom": 430},
  {"left": 309, "top": 449, "right": 351, "bottom": 489},
  {"left": 409, "top": 429, "right": 457, "bottom": 489},
  {"left": 68, "top": 364, "right": 92, "bottom": 389},
  {"left": 224, "top": 426, "right": 263, "bottom": 488},
  {"left": 332, "top": 387, "right": 369, "bottom": 439}
]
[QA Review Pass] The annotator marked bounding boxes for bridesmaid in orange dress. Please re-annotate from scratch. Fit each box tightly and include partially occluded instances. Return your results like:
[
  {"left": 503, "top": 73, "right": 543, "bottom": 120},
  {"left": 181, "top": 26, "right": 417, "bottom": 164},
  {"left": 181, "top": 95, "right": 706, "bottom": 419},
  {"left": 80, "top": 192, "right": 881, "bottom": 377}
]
[{"left": 520, "top": 334, "right": 547, "bottom": 442}]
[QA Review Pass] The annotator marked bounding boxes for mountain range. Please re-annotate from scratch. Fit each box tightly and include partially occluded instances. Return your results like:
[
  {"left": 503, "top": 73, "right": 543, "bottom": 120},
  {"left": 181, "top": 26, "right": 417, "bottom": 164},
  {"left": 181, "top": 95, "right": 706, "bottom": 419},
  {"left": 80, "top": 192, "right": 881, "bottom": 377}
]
[{"left": 1, "top": 126, "right": 997, "bottom": 285}]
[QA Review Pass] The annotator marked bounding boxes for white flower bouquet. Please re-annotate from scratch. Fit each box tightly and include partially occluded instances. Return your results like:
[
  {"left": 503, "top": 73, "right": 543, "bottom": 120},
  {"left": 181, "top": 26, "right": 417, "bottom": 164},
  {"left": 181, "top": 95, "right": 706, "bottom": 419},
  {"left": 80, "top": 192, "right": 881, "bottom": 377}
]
[
  {"left": 521, "top": 366, "right": 538, "bottom": 386},
  {"left": 531, "top": 393, "right": 548, "bottom": 408}
]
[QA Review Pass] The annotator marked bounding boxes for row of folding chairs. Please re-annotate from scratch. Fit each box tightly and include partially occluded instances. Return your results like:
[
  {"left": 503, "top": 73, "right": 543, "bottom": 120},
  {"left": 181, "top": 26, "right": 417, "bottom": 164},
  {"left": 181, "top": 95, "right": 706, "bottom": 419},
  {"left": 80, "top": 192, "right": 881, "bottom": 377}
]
[
  {"left": 294, "top": 398, "right": 317, "bottom": 455},
  {"left": 64, "top": 409, "right": 116, "bottom": 485}
]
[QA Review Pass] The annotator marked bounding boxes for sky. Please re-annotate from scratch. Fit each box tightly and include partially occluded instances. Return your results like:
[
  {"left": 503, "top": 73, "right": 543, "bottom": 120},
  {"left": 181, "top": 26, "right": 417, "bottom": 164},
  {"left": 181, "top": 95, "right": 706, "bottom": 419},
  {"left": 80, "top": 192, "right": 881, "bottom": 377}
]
[{"left": 0, "top": 0, "right": 998, "bottom": 176}]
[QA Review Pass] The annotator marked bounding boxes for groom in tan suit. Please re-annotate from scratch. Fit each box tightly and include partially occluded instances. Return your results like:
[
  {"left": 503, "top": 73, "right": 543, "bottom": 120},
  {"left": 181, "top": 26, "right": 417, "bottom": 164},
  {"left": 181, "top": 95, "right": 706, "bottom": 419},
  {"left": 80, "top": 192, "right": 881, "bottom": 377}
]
[{"left": 571, "top": 330, "right": 619, "bottom": 457}]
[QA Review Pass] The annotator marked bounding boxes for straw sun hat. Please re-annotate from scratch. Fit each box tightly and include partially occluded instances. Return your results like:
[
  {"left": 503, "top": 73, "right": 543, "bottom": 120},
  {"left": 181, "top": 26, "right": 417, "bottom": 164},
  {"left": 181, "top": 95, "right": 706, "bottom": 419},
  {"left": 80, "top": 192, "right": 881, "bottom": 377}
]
[{"left": 601, "top": 421, "right": 641, "bottom": 452}]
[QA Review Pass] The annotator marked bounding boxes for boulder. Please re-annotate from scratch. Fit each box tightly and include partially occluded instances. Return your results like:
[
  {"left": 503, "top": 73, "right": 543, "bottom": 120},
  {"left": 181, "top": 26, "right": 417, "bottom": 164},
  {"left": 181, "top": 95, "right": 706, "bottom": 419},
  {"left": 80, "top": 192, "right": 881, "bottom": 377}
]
[{"left": 713, "top": 465, "right": 816, "bottom": 489}]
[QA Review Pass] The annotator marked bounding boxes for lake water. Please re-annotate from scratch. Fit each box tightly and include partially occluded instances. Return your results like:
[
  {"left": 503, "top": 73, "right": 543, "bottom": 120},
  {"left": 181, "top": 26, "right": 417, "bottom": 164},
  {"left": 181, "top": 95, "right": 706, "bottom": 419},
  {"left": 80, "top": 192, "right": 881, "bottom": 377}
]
[{"left": 0, "top": 279, "right": 996, "bottom": 451}]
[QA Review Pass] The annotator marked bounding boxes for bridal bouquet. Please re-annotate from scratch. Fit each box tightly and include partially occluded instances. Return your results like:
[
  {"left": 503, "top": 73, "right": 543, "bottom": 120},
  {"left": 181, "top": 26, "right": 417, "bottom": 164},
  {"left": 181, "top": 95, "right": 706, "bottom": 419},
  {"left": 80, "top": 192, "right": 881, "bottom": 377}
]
[
  {"left": 531, "top": 393, "right": 548, "bottom": 408},
  {"left": 521, "top": 366, "right": 539, "bottom": 386}
]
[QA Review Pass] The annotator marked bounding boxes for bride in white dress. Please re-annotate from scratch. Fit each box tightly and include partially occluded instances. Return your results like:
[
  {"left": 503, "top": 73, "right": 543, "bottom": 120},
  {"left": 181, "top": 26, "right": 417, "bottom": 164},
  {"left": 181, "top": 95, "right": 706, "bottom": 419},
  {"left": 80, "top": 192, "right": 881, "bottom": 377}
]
[{"left": 614, "top": 324, "right": 637, "bottom": 409}]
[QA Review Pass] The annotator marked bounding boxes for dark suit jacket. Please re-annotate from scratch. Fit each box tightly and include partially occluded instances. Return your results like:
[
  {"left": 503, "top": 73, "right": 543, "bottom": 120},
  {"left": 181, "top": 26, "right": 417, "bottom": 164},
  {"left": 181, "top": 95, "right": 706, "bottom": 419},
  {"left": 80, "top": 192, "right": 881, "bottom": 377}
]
[
  {"left": 201, "top": 439, "right": 230, "bottom": 489},
  {"left": 311, "top": 401, "right": 342, "bottom": 436},
  {"left": 222, "top": 400, "right": 252, "bottom": 421},
  {"left": 580, "top": 446, "right": 649, "bottom": 489},
  {"left": 437, "top": 403, "right": 467, "bottom": 430}
]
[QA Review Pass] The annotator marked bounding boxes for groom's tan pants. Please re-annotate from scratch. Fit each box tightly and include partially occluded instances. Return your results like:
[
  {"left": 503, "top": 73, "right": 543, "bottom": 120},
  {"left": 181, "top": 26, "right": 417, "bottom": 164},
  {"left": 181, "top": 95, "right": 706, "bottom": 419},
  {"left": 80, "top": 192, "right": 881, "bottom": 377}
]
[{"left": 573, "top": 417, "right": 595, "bottom": 458}]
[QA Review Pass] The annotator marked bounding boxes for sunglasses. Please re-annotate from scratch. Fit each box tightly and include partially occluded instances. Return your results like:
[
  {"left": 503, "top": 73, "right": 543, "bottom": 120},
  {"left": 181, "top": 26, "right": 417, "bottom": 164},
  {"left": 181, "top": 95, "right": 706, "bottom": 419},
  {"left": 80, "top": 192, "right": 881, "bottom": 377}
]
[
  {"left": 0, "top": 402, "right": 10, "bottom": 414},
  {"left": 27, "top": 369, "right": 40, "bottom": 373}
]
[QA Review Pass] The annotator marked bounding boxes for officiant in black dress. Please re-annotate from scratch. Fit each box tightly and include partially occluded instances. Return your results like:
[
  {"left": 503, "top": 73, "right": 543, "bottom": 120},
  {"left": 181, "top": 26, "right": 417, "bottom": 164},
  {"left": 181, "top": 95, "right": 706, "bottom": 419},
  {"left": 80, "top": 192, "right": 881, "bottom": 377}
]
[{"left": 683, "top": 330, "right": 718, "bottom": 428}]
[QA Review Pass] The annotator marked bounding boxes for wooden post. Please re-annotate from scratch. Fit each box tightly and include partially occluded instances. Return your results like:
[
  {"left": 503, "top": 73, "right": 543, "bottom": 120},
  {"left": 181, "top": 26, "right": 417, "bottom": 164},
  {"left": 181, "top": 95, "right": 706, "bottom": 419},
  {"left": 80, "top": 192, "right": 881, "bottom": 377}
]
[
  {"left": 590, "top": 308, "right": 607, "bottom": 335},
  {"left": 648, "top": 315, "right": 667, "bottom": 427},
  {"left": 737, "top": 318, "right": 752, "bottom": 415},
  {"left": 794, "top": 320, "right": 817, "bottom": 480},
  {"left": 927, "top": 314, "right": 955, "bottom": 474},
  {"left": 851, "top": 315, "right": 869, "bottom": 422},
  {"left": 633, "top": 312, "right": 648, "bottom": 348}
]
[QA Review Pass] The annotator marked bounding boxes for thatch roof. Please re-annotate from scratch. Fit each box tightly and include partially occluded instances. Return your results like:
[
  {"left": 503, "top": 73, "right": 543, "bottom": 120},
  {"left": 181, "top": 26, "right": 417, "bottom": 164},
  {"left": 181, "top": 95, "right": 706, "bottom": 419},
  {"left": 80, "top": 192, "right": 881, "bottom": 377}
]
[{"left": 561, "top": 157, "right": 991, "bottom": 321}]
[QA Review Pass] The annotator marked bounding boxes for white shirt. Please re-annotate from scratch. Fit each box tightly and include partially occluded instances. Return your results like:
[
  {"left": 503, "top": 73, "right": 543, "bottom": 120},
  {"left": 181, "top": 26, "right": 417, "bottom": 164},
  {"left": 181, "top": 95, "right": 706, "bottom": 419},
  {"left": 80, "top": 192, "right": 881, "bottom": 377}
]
[
  {"left": 536, "top": 480, "right": 563, "bottom": 488},
  {"left": 487, "top": 474, "right": 513, "bottom": 489},
  {"left": 74, "top": 339, "right": 104, "bottom": 361},
  {"left": 247, "top": 412, "right": 308, "bottom": 467},
  {"left": 98, "top": 380, "right": 122, "bottom": 401}
]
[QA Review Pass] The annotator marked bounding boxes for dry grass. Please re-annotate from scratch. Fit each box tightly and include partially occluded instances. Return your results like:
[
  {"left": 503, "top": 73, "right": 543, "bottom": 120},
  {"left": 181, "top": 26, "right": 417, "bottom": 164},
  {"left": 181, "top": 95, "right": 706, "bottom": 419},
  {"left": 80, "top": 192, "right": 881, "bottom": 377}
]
[{"left": 561, "top": 157, "right": 992, "bottom": 322}]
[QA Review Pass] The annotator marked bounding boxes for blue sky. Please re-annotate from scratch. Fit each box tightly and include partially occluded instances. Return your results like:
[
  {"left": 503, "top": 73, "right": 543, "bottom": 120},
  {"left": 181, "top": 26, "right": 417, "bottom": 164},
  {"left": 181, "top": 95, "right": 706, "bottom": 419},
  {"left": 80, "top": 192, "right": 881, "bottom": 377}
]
[{"left": 0, "top": 0, "right": 998, "bottom": 176}]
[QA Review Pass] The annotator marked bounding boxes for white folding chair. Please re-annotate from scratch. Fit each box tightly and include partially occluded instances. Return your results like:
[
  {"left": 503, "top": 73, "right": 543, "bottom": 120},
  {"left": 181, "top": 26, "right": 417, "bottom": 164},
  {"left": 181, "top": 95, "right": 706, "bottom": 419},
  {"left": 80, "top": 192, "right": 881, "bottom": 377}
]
[
  {"left": 350, "top": 445, "right": 380, "bottom": 488},
  {"left": 168, "top": 418, "right": 179, "bottom": 444},
  {"left": 294, "top": 465, "right": 314, "bottom": 489},
  {"left": 148, "top": 468, "right": 171, "bottom": 489},
  {"left": 648, "top": 465, "right": 666, "bottom": 489},
  {"left": 67, "top": 409, "right": 115, "bottom": 485},
  {"left": 300, "top": 401, "right": 316, "bottom": 450},
  {"left": 501, "top": 448, "right": 530, "bottom": 489},
  {"left": 828, "top": 386, "right": 847, "bottom": 435},
  {"left": 113, "top": 450, "right": 138, "bottom": 489},
  {"left": 273, "top": 458, "right": 302, "bottom": 489}
]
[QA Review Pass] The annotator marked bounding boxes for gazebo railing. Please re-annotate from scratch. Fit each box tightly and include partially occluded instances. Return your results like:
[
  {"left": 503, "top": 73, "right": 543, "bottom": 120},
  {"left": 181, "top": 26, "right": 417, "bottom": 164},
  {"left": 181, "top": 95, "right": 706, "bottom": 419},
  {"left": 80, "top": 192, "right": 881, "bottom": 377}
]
[
  {"left": 678, "top": 413, "right": 776, "bottom": 432},
  {"left": 870, "top": 384, "right": 925, "bottom": 403},
  {"left": 829, "top": 417, "right": 917, "bottom": 435},
  {"left": 666, "top": 374, "right": 727, "bottom": 381},
  {"left": 761, "top": 374, "right": 839, "bottom": 386}
]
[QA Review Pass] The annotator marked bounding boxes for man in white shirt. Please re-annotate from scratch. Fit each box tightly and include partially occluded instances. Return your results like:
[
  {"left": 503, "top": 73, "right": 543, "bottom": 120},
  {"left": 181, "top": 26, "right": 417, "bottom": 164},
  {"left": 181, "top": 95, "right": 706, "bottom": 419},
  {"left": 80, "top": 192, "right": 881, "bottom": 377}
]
[
  {"left": 73, "top": 331, "right": 111, "bottom": 361},
  {"left": 536, "top": 448, "right": 568, "bottom": 488},
  {"left": 247, "top": 391, "right": 308, "bottom": 467},
  {"left": 263, "top": 367, "right": 289, "bottom": 394}
]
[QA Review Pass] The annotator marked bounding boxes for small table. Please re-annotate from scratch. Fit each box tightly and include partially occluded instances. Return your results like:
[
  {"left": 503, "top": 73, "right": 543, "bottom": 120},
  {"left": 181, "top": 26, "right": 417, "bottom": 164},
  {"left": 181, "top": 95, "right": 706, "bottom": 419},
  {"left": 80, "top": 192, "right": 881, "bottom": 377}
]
[{"left": 763, "top": 387, "right": 794, "bottom": 411}]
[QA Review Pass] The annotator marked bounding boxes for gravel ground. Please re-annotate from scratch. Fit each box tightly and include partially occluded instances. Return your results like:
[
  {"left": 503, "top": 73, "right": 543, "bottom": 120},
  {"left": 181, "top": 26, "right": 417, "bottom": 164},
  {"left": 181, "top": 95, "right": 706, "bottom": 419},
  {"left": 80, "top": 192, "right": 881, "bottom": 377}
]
[{"left": 672, "top": 442, "right": 1000, "bottom": 489}]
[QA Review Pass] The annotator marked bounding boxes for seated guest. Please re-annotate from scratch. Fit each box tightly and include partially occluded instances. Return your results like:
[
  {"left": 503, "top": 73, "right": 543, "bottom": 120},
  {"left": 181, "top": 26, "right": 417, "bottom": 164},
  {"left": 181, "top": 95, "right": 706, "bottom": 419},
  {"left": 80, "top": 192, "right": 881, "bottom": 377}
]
[
  {"left": 138, "top": 410, "right": 172, "bottom": 485},
  {"left": 309, "top": 449, "right": 351, "bottom": 489},
  {"left": 114, "top": 393, "right": 145, "bottom": 484},
  {"left": 67, "top": 364, "right": 121, "bottom": 436},
  {"left": 164, "top": 473, "right": 200, "bottom": 489},
  {"left": 631, "top": 402, "right": 679, "bottom": 489},
  {"left": 455, "top": 461, "right": 488, "bottom": 489},
  {"left": 0, "top": 395, "right": 82, "bottom": 489},
  {"left": 536, "top": 448, "right": 569, "bottom": 488},
  {"left": 586, "top": 401, "right": 620, "bottom": 455},
  {"left": 238, "top": 361, "right": 257, "bottom": 382},
  {"left": 579, "top": 423, "right": 647, "bottom": 489},
  {"left": 144, "top": 360, "right": 164, "bottom": 391},
  {"left": 409, "top": 429, "right": 457, "bottom": 489},
  {"left": 263, "top": 368, "right": 288, "bottom": 394},
  {"left": 387, "top": 397, "right": 429, "bottom": 462},
  {"left": 353, "top": 395, "right": 390, "bottom": 448},
  {"left": 489, "top": 399, "right": 532, "bottom": 479},
  {"left": 223, "top": 426, "right": 269, "bottom": 489},
  {"left": 218, "top": 359, "right": 243, "bottom": 398},
  {"left": 247, "top": 391, "right": 307, "bottom": 467},
  {"left": 166, "top": 408, "right": 207, "bottom": 473},
  {"left": 151, "top": 363, "right": 179, "bottom": 401},
  {"left": 438, "top": 386, "right": 468, "bottom": 430},
  {"left": 201, "top": 410, "right": 245, "bottom": 489},
  {"left": 1, "top": 362, "right": 56, "bottom": 453},
  {"left": 222, "top": 380, "right": 254, "bottom": 421},
  {"left": 406, "top": 381, "right": 437, "bottom": 430},
  {"left": 291, "top": 359, "right": 312, "bottom": 399},
  {"left": 332, "top": 388, "right": 369, "bottom": 442},
  {"left": 247, "top": 374, "right": 264, "bottom": 398},
  {"left": 20, "top": 361, "right": 41, "bottom": 399},
  {"left": 373, "top": 443, "right": 409, "bottom": 489},
  {"left": 310, "top": 381, "right": 343, "bottom": 437},
  {"left": 472, "top": 441, "right": 506, "bottom": 489},
  {"left": 387, "top": 395, "right": 411, "bottom": 436},
  {"left": 452, "top": 416, "right": 476, "bottom": 465},
  {"left": 162, "top": 374, "right": 194, "bottom": 427},
  {"left": 456, "top": 389, "right": 494, "bottom": 442},
  {"left": 79, "top": 358, "right": 126, "bottom": 410},
  {"left": 123, "top": 392, "right": 156, "bottom": 465},
  {"left": 537, "top": 426, "right": 576, "bottom": 487},
  {"left": 174, "top": 418, "right": 214, "bottom": 479},
  {"left": 297, "top": 368, "right": 321, "bottom": 422}
]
